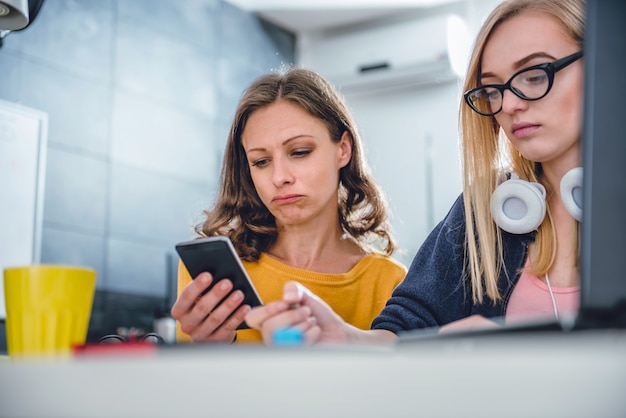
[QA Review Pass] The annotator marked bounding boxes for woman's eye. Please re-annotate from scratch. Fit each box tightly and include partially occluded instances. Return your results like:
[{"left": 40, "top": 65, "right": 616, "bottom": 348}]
[
  {"left": 519, "top": 70, "right": 548, "bottom": 85},
  {"left": 526, "top": 75, "right": 546, "bottom": 84},
  {"left": 486, "top": 89, "right": 500, "bottom": 100},
  {"left": 251, "top": 158, "right": 269, "bottom": 167},
  {"left": 292, "top": 149, "right": 312, "bottom": 158}
]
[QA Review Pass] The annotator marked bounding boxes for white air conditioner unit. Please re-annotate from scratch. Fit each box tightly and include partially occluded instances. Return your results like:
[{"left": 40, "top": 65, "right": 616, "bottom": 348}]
[{"left": 302, "top": 14, "right": 469, "bottom": 95}]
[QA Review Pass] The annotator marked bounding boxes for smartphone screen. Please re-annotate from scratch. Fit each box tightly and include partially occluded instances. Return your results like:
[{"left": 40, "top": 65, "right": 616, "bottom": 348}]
[{"left": 175, "top": 236, "right": 263, "bottom": 330}]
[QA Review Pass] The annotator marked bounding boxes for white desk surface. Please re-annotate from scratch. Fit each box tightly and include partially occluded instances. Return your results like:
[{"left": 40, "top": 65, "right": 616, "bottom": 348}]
[{"left": 1, "top": 328, "right": 625, "bottom": 418}]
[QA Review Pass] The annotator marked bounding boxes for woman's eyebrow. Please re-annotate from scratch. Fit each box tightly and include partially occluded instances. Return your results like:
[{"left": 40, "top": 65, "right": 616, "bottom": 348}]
[
  {"left": 245, "top": 135, "right": 312, "bottom": 154},
  {"left": 480, "top": 52, "right": 557, "bottom": 81}
]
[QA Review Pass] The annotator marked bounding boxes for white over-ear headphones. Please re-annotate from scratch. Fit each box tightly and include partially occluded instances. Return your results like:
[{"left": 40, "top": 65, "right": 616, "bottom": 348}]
[
  {"left": 490, "top": 167, "right": 583, "bottom": 234},
  {"left": 560, "top": 167, "right": 583, "bottom": 222}
]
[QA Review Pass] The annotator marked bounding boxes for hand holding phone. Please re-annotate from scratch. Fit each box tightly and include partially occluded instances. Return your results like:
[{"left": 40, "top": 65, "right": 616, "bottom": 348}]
[{"left": 175, "top": 236, "right": 263, "bottom": 330}]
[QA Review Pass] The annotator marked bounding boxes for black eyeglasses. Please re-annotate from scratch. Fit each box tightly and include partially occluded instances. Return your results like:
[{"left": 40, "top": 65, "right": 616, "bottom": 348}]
[
  {"left": 464, "top": 51, "right": 584, "bottom": 116},
  {"left": 98, "top": 333, "right": 165, "bottom": 344}
]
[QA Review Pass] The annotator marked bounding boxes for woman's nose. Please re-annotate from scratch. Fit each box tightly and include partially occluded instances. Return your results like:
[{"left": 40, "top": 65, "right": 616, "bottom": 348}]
[
  {"left": 500, "top": 89, "right": 529, "bottom": 114},
  {"left": 272, "top": 158, "right": 294, "bottom": 186}
]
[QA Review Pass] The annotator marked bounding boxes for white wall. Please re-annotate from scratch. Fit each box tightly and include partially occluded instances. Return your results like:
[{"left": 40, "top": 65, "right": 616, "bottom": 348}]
[
  {"left": 297, "top": 0, "right": 500, "bottom": 266},
  {"left": 345, "top": 82, "right": 463, "bottom": 266}
]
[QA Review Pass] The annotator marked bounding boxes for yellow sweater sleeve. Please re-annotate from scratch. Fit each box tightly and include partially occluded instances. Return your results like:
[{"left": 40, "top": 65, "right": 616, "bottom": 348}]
[
  {"left": 237, "top": 253, "right": 406, "bottom": 343},
  {"left": 175, "top": 261, "right": 193, "bottom": 343}
]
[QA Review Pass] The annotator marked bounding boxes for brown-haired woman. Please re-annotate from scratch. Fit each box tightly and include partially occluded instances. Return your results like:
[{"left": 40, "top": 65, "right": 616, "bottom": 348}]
[{"left": 172, "top": 67, "right": 406, "bottom": 344}]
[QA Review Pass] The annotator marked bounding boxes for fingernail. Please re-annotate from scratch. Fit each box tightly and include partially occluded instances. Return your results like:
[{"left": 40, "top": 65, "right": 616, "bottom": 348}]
[{"left": 200, "top": 273, "right": 211, "bottom": 285}]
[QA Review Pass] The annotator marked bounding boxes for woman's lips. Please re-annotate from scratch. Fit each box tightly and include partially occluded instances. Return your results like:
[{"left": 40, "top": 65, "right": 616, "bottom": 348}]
[
  {"left": 512, "top": 122, "right": 540, "bottom": 139},
  {"left": 272, "top": 194, "right": 301, "bottom": 204}
]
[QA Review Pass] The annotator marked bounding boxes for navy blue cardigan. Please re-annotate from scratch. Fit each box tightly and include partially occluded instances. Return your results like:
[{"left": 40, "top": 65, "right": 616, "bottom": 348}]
[{"left": 372, "top": 194, "right": 535, "bottom": 333}]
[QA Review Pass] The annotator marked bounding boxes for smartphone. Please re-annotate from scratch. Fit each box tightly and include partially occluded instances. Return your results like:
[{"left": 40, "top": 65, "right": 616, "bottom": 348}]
[{"left": 175, "top": 236, "right": 263, "bottom": 330}]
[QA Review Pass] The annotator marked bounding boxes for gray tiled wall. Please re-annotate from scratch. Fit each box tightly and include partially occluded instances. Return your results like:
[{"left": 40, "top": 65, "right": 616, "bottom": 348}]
[{"left": 0, "top": 0, "right": 294, "bottom": 339}]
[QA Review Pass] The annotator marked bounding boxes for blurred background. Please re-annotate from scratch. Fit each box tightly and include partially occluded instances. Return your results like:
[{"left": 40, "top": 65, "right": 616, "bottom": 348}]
[{"left": 0, "top": 0, "right": 499, "bottom": 344}]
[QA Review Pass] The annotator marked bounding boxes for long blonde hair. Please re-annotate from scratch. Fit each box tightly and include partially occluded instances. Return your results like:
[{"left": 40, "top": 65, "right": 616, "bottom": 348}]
[{"left": 460, "top": 0, "right": 585, "bottom": 304}]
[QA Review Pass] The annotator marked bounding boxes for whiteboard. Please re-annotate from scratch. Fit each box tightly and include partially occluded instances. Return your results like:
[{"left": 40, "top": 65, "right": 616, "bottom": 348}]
[{"left": 0, "top": 100, "right": 48, "bottom": 319}]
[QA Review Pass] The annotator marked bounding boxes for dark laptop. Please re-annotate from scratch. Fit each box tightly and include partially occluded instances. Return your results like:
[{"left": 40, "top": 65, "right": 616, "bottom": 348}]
[{"left": 398, "top": 0, "right": 626, "bottom": 343}]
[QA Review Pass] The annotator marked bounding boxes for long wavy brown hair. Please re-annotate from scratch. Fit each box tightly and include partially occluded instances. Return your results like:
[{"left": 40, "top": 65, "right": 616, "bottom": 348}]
[
  {"left": 196, "top": 67, "right": 396, "bottom": 262},
  {"left": 460, "top": 0, "right": 585, "bottom": 304}
]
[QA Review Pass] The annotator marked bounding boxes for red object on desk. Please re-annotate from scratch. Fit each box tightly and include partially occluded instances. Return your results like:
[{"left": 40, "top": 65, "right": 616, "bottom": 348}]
[{"left": 73, "top": 342, "right": 158, "bottom": 357}]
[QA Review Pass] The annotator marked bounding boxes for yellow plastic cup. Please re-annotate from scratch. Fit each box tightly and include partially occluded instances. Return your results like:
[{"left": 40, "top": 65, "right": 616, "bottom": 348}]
[{"left": 3, "top": 265, "right": 96, "bottom": 357}]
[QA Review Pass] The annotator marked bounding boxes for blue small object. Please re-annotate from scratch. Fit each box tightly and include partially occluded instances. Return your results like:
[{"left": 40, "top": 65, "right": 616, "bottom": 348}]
[{"left": 272, "top": 327, "right": 304, "bottom": 346}]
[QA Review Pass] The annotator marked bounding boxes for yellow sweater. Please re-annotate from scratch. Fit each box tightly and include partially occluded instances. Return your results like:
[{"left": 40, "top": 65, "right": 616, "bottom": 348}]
[{"left": 176, "top": 252, "right": 406, "bottom": 343}]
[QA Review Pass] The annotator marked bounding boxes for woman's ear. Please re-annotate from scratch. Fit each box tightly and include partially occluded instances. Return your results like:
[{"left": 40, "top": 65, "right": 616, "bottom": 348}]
[{"left": 338, "top": 131, "right": 353, "bottom": 169}]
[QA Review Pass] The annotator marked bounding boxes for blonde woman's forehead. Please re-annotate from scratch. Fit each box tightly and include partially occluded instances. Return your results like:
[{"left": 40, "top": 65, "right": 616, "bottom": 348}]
[{"left": 481, "top": 13, "right": 577, "bottom": 77}]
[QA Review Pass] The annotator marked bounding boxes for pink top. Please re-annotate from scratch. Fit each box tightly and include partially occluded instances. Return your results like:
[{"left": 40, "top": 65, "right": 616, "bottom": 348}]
[{"left": 506, "top": 262, "right": 580, "bottom": 324}]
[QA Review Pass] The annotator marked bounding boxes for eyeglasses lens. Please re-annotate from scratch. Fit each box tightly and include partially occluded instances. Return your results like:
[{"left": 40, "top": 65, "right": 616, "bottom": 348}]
[
  {"left": 469, "top": 67, "right": 551, "bottom": 116},
  {"left": 510, "top": 68, "right": 550, "bottom": 99}
]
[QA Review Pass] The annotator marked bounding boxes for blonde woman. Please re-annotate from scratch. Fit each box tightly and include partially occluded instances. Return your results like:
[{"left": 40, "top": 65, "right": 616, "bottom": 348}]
[{"left": 247, "top": 0, "right": 585, "bottom": 344}]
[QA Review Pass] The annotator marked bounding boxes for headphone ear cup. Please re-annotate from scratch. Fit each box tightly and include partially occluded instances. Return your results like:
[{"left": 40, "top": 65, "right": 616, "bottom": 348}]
[
  {"left": 560, "top": 167, "right": 583, "bottom": 222},
  {"left": 490, "top": 179, "right": 547, "bottom": 234}
]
